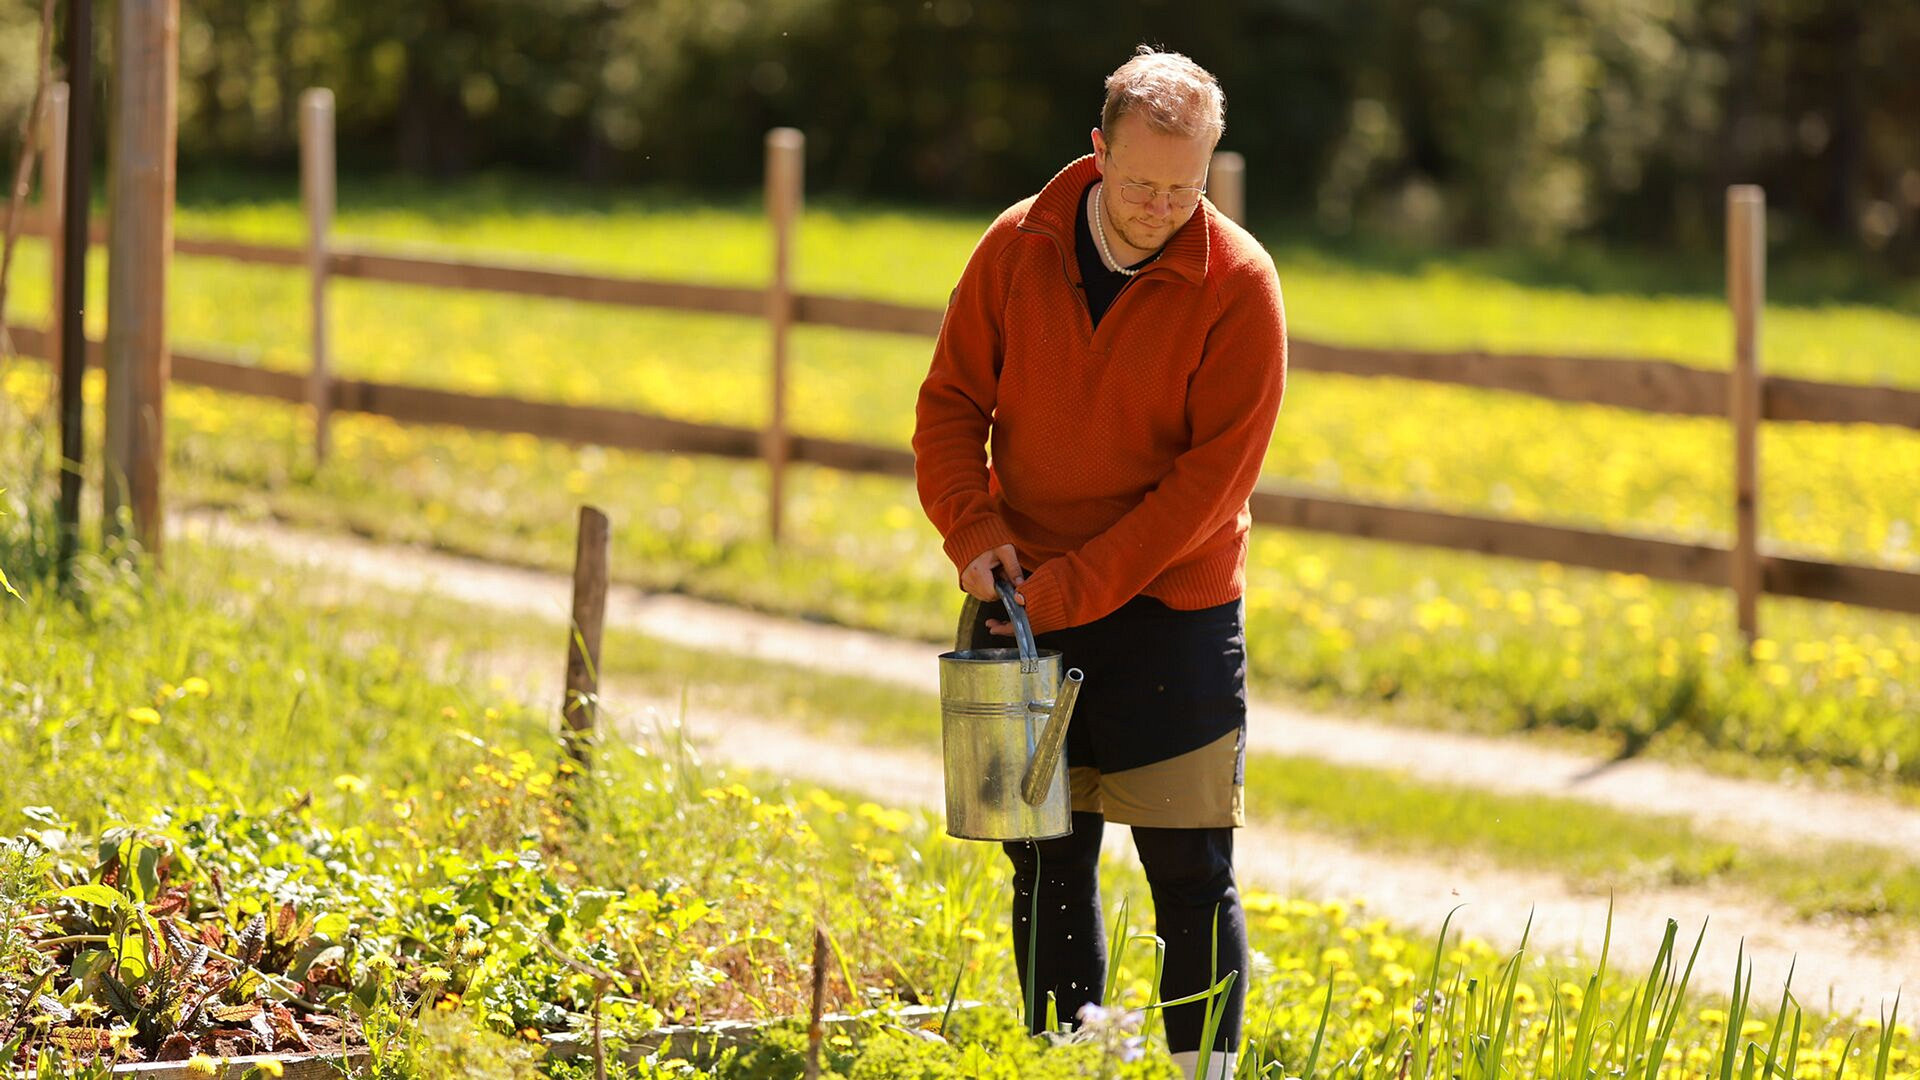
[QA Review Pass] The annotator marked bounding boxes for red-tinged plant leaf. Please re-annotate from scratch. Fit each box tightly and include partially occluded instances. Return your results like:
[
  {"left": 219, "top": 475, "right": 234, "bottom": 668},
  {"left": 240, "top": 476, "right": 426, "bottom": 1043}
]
[
  {"left": 269, "top": 1006, "right": 310, "bottom": 1052},
  {"left": 199, "top": 920, "right": 226, "bottom": 948},
  {"left": 274, "top": 902, "right": 298, "bottom": 940},
  {"left": 211, "top": 1003, "right": 262, "bottom": 1023},
  {"left": 157, "top": 1032, "right": 195, "bottom": 1061},
  {"left": 237, "top": 912, "right": 267, "bottom": 964},
  {"left": 151, "top": 886, "right": 191, "bottom": 918},
  {"left": 161, "top": 916, "right": 192, "bottom": 958},
  {"left": 47, "top": 1026, "right": 114, "bottom": 1051}
]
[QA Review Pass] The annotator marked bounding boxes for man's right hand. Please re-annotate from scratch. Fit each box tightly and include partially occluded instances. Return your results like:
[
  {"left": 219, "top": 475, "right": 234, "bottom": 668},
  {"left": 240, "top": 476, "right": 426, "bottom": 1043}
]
[{"left": 960, "top": 544, "right": 1025, "bottom": 602}]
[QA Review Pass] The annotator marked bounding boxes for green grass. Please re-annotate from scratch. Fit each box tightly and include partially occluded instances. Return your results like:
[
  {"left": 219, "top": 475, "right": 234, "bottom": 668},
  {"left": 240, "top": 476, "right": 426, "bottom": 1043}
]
[{"left": 3, "top": 400, "right": 1917, "bottom": 1076}]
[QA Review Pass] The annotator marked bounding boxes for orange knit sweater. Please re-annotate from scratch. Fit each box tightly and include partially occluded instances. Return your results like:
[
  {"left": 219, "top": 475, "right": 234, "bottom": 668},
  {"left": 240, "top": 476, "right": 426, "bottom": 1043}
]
[{"left": 914, "top": 155, "right": 1288, "bottom": 634}]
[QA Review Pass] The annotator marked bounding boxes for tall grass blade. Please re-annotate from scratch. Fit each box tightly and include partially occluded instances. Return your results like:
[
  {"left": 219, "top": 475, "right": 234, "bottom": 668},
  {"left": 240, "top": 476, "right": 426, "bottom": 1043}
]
[
  {"left": 1830, "top": 1031, "right": 1858, "bottom": 1080},
  {"left": 1569, "top": 896, "right": 1616, "bottom": 1080},
  {"left": 1781, "top": 1002, "right": 1803, "bottom": 1080},
  {"left": 1477, "top": 908, "right": 1534, "bottom": 1080},
  {"left": 1628, "top": 919, "right": 1680, "bottom": 1077},
  {"left": 1869, "top": 990, "right": 1899, "bottom": 1080},
  {"left": 938, "top": 945, "right": 966, "bottom": 1035},
  {"left": 1414, "top": 906, "right": 1464, "bottom": 1080},
  {"left": 1301, "top": 976, "right": 1337, "bottom": 1080},
  {"left": 1718, "top": 941, "right": 1753, "bottom": 1080},
  {"left": 1195, "top": 972, "right": 1238, "bottom": 1080},
  {"left": 1104, "top": 893, "right": 1131, "bottom": 1004},
  {"left": 1646, "top": 919, "right": 1709, "bottom": 1080},
  {"left": 1762, "top": 959, "right": 1796, "bottom": 1080}
]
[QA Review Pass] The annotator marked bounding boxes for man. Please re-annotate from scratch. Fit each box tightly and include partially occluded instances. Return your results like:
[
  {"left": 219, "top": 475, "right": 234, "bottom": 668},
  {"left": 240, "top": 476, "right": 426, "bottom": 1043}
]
[{"left": 913, "top": 46, "right": 1286, "bottom": 1079}]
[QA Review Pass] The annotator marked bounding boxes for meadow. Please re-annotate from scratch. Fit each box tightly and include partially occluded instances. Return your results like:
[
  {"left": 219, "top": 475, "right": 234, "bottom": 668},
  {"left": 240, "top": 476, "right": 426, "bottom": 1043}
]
[{"left": 2, "top": 448, "right": 1915, "bottom": 1078}]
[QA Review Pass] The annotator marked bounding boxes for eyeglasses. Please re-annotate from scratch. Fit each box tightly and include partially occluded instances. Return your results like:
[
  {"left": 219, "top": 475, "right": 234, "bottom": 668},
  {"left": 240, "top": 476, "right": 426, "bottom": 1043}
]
[{"left": 1112, "top": 181, "right": 1207, "bottom": 210}]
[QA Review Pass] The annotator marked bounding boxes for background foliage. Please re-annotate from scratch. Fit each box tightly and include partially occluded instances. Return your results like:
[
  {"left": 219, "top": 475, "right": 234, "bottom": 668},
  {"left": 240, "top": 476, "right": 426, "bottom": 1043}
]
[{"left": 1, "top": 0, "right": 1917, "bottom": 261}]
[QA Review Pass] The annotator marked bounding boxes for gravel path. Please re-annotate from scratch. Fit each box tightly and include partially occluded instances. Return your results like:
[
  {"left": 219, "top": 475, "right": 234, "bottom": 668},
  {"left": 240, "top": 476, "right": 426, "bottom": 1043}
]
[{"left": 180, "top": 511, "right": 1920, "bottom": 1009}]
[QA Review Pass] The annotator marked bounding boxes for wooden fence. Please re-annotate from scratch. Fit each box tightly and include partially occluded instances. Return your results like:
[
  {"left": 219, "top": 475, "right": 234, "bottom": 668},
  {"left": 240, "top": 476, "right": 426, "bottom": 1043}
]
[{"left": 6, "top": 100, "right": 1919, "bottom": 636}]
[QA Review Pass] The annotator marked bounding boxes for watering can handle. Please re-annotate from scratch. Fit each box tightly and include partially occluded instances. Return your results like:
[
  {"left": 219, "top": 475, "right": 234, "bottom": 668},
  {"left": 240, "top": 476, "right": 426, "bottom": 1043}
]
[
  {"left": 993, "top": 577, "right": 1040, "bottom": 667},
  {"left": 953, "top": 574, "right": 1039, "bottom": 666}
]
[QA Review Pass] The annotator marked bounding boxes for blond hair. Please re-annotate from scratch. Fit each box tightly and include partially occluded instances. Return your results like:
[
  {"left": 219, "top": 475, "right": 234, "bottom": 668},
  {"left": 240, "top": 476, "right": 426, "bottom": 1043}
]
[{"left": 1101, "top": 46, "right": 1226, "bottom": 146}]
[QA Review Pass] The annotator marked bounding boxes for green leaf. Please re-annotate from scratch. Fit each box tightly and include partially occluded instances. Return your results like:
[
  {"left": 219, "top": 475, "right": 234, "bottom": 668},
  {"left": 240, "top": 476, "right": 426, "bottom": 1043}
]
[
  {"left": 134, "top": 845, "right": 161, "bottom": 905},
  {"left": 59, "top": 884, "right": 126, "bottom": 910}
]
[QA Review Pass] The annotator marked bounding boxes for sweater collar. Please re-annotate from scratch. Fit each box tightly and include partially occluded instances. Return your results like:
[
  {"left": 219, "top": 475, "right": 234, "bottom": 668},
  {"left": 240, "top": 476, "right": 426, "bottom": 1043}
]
[{"left": 1019, "top": 154, "right": 1210, "bottom": 285}]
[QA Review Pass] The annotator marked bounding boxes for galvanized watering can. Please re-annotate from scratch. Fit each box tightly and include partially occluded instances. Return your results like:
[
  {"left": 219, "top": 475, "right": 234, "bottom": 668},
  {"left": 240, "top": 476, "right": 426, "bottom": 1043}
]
[{"left": 940, "top": 578, "right": 1085, "bottom": 841}]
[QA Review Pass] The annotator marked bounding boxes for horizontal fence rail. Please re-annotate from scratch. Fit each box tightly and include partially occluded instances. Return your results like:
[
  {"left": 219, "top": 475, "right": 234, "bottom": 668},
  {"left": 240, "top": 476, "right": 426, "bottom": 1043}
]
[
  {"left": 8, "top": 321, "right": 1917, "bottom": 617},
  {"left": 7, "top": 208, "right": 1919, "bottom": 430}
]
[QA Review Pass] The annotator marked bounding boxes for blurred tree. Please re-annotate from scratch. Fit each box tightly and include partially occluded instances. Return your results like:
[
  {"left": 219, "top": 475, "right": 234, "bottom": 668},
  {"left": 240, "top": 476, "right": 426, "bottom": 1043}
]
[{"left": 0, "top": 0, "right": 1912, "bottom": 262}]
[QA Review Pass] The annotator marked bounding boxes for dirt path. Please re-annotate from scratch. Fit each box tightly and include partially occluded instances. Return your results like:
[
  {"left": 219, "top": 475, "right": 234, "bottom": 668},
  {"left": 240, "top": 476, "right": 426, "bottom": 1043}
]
[{"left": 181, "top": 512, "right": 1920, "bottom": 1009}]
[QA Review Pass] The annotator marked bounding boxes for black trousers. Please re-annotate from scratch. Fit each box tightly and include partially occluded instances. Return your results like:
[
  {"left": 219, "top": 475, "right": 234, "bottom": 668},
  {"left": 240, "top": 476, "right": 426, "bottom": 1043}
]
[{"left": 1004, "top": 811, "right": 1248, "bottom": 1053}]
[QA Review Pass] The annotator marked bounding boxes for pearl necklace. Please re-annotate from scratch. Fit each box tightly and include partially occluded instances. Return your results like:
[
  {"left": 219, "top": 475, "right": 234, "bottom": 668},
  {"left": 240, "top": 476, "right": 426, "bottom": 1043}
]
[{"left": 1091, "top": 183, "right": 1151, "bottom": 277}]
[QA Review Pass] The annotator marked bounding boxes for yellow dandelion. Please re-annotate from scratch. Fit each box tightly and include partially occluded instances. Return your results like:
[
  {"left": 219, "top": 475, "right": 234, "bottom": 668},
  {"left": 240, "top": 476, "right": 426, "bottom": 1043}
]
[{"left": 127, "top": 706, "right": 162, "bottom": 725}]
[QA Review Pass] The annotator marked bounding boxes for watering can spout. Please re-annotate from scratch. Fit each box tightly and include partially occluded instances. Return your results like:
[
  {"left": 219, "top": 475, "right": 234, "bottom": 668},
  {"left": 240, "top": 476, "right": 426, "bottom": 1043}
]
[{"left": 1020, "top": 667, "right": 1083, "bottom": 806}]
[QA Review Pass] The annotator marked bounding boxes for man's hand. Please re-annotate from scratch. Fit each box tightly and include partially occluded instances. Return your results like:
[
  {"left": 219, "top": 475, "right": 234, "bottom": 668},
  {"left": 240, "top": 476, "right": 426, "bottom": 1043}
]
[
  {"left": 961, "top": 544, "right": 1027, "bottom": 636},
  {"left": 961, "top": 544, "right": 1024, "bottom": 599}
]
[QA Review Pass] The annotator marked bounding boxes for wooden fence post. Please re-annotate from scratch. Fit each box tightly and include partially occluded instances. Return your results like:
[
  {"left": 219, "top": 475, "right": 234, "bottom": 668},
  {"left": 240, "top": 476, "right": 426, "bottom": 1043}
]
[
  {"left": 562, "top": 505, "right": 610, "bottom": 766},
  {"left": 1209, "top": 150, "right": 1245, "bottom": 226},
  {"left": 42, "top": 82, "right": 68, "bottom": 389},
  {"left": 764, "top": 128, "right": 804, "bottom": 544},
  {"left": 102, "top": 0, "right": 178, "bottom": 561},
  {"left": 300, "top": 87, "right": 335, "bottom": 464},
  {"left": 1727, "top": 185, "right": 1765, "bottom": 650},
  {"left": 56, "top": 2, "right": 93, "bottom": 585}
]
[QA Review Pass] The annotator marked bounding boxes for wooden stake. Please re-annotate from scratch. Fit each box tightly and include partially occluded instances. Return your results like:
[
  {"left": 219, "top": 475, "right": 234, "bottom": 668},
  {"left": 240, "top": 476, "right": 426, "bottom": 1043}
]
[
  {"left": 803, "top": 925, "right": 829, "bottom": 1080},
  {"left": 42, "top": 82, "right": 67, "bottom": 387},
  {"left": 102, "top": 0, "right": 177, "bottom": 561},
  {"left": 300, "top": 88, "right": 335, "bottom": 464},
  {"left": 1209, "top": 150, "right": 1245, "bottom": 226},
  {"left": 56, "top": 0, "right": 92, "bottom": 584},
  {"left": 562, "top": 505, "right": 610, "bottom": 764},
  {"left": 764, "top": 128, "right": 804, "bottom": 544},
  {"left": 1727, "top": 185, "right": 1765, "bottom": 649}
]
